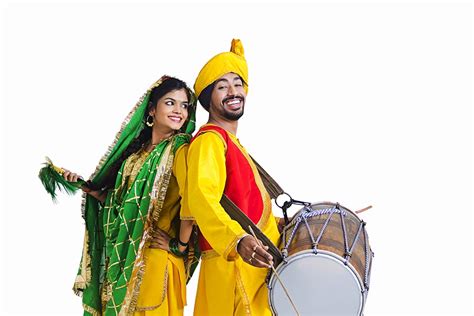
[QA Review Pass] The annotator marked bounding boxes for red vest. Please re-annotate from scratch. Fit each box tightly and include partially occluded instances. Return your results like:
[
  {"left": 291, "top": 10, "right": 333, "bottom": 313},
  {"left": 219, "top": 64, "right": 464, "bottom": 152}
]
[{"left": 191, "top": 125, "right": 264, "bottom": 251}]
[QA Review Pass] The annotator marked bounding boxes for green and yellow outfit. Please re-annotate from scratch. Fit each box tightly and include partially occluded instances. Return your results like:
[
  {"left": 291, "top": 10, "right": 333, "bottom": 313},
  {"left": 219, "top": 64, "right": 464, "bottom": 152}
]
[{"left": 73, "top": 76, "right": 198, "bottom": 315}]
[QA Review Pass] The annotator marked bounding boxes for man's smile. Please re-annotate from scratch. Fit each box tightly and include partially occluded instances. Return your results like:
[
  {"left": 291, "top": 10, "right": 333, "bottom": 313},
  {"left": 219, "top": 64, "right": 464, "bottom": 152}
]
[{"left": 223, "top": 96, "right": 244, "bottom": 111}]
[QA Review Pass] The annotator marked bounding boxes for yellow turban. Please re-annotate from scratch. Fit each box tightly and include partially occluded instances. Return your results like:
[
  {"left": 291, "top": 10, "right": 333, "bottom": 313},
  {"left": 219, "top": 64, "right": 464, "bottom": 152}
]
[{"left": 194, "top": 38, "right": 249, "bottom": 99}]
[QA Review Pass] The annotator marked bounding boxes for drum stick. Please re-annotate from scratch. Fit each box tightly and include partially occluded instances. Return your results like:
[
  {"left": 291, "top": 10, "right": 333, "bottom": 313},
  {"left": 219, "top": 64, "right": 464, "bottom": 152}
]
[
  {"left": 356, "top": 205, "right": 373, "bottom": 214},
  {"left": 248, "top": 226, "right": 300, "bottom": 316}
]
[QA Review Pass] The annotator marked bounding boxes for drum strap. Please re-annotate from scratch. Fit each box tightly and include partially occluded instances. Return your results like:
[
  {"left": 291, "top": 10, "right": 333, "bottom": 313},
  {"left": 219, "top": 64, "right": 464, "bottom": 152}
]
[
  {"left": 220, "top": 194, "right": 283, "bottom": 264},
  {"left": 250, "top": 155, "right": 284, "bottom": 199},
  {"left": 251, "top": 156, "right": 292, "bottom": 225},
  {"left": 219, "top": 156, "right": 284, "bottom": 263}
]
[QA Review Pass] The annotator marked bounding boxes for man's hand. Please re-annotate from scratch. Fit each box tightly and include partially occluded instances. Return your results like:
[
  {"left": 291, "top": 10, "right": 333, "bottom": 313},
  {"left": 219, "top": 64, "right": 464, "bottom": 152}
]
[{"left": 237, "top": 235, "right": 273, "bottom": 268}]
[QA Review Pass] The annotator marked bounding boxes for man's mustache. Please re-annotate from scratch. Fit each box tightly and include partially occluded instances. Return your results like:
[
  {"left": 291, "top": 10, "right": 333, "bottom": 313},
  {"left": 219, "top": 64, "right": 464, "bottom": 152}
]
[{"left": 222, "top": 95, "right": 245, "bottom": 104}]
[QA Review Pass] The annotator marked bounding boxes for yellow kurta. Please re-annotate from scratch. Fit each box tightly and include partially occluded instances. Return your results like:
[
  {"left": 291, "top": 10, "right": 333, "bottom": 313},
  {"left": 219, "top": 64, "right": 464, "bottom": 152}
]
[
  {"left": 134, "top": 144, "right": 189, "bottom": 316},
  {"left": 186, "top": 129, "right": 280, "bottom": 316}
]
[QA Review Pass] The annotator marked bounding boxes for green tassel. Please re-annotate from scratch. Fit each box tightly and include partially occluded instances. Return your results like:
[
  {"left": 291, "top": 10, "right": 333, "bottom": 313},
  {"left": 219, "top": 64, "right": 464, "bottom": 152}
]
[{"left": 38, "top": 157, "right": 85, "bottom": 202}]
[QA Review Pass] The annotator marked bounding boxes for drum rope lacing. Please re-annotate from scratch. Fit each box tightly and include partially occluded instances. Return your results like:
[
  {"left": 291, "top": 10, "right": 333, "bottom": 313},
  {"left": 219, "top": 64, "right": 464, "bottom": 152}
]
[
  {"left": 339, "top": 206, "right": 350, "bottom": 261},
  {"left": 364, "top": 225, "right": 372, "bottom": 290},
  {"left": 282, "top": 205, "right": 372, "bottom": 292},
  {"left": 302, "top": 215, "right": 317, "bottom": 252},
  {"left": 348, "top": 220, "right": 364, "bottom": 260},
  {"left": 282, "top": 206, "right": 346, "bottom": 257}
]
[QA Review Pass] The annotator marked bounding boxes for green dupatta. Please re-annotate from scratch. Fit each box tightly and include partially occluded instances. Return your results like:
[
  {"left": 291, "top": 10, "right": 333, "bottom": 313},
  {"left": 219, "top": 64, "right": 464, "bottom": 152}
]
[{"left": 73, "top": 76, "right": 197, "bottom": 315}]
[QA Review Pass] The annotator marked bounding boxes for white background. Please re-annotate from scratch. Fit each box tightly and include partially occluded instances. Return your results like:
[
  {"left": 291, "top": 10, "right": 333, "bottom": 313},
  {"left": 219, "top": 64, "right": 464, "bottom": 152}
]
[{"left": 1, "top": 0, "right": 473, "bottom": 315}]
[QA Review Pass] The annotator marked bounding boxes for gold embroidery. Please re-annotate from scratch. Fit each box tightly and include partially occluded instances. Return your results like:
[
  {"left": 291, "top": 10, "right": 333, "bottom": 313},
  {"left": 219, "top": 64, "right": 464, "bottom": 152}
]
[
  {"left": 73, "top": 229, "right": 91, "bottom": 295},
  {"left": 235, "top": 266, "right": 252, "bottom": 316},
  {"left": 83, "top": 303, "right": 101, "bottom": 316},
  {"left": 225, "top": 232, "right": 248, "bottom": 261},
  {"left": 119, "top": 140, "right": 176, "bottom": 315},
  {"left": 201, "top": 249, "right": 219, "bottom": 260},
  {"left": 227, "top": 135, "right": 272, "bottom": 231},
  {"left": 134, "top": 263, "right": 169, "bottom": 312},
  {"left": 122, "top": 149, "right": 150, "bottom": 189}
]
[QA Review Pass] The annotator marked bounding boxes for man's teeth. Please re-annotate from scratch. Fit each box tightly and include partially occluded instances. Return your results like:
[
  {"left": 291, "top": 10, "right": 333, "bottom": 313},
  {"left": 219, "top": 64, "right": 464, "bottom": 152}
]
[{"left": 226, "top": 99, "right": 241, "bottom": 105}]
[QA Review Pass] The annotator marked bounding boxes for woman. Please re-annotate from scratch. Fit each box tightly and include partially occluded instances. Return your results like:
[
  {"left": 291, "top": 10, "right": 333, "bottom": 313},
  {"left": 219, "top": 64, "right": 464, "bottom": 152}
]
[{"left": 62, "top": 76, "right": 199, "bottom": 315}]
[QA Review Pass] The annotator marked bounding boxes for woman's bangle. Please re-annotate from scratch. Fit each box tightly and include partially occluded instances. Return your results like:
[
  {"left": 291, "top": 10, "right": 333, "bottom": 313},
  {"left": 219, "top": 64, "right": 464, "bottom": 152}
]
[
  {"left": 169, "top": 238, "right": 188, "bottom": 257},
  {"left": 177, "top": 238, "right": 189, "bottom": 247}
]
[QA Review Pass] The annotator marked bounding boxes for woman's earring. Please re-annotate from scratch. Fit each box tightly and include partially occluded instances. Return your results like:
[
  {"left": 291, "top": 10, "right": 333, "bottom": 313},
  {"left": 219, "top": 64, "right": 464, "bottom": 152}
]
[{"left": 146, "top": 115, "right": 154, "bottom": 127}]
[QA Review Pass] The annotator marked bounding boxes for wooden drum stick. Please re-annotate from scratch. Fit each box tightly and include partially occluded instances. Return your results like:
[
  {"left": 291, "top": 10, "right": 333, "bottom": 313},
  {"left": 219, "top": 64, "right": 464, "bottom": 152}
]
[{"left": 248, "top": 226, "right": 300, "bottom": 316}]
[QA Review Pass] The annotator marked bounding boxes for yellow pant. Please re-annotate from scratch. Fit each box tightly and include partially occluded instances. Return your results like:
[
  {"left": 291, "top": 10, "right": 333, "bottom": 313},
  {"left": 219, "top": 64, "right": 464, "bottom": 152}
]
[
  {"left": 194, "top": 254, "right": 272, "bottom": 316},
  {"left": 134, "top": 248, "right": 186, "bottom": 316}
]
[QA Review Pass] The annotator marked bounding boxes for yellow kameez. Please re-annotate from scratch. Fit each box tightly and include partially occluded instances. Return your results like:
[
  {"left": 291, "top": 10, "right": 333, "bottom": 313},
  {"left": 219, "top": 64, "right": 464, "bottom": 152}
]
[
  {"left": 131, "top": 144, "right": 189, "bottom": 316},
  {"left": 185, "top": 130, "right": 280, "bottom": 316}
]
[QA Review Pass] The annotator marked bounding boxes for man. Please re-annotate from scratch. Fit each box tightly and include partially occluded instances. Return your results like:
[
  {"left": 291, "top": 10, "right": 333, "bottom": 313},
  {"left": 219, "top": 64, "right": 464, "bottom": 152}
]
[{"left": 184, "top": 39, "right": 280, "bottom": 315}]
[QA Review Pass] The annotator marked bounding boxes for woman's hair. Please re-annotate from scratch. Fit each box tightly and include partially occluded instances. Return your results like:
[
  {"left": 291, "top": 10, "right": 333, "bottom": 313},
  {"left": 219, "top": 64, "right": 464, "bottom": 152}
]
[{"left": 98, "top": 77, "right": 191, "bottom": 190}]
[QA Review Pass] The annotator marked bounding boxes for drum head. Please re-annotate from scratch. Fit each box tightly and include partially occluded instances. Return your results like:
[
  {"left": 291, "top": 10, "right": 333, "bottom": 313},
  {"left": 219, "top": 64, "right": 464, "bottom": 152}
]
[{"left": 269, "top": 250, "right": 364, "bottom": 316}]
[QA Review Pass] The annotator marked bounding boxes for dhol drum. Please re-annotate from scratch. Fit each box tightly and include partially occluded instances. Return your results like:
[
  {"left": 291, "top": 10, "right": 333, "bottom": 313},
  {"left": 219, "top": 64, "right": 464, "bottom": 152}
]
[{"left": 268, "top": 202, "right": 374, "bottom": 316}]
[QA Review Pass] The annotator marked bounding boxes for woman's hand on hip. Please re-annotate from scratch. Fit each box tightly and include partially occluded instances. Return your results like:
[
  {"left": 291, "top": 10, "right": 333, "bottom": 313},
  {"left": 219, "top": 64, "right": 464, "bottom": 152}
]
[{"left": 149, "top": 228, "right": 171, "bottom": 251}]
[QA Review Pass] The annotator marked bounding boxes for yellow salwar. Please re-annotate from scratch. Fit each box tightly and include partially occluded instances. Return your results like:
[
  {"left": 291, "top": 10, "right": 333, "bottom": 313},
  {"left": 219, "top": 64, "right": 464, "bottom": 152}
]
[
  {"left": 131, "top": 145, "right": 189, "bottom": 315},
  {"left": 185, "top": 129, "right": 280, "bottom": 316},
  {"left": 134, "top": 251, "right": 186, "bottom": 315}
]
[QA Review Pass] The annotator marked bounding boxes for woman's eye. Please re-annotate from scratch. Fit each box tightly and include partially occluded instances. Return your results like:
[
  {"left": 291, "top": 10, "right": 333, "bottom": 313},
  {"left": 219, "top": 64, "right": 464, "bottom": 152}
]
[
  {"left": 181, "top": 103, "right": 189, "bottom": 109},
  {"left": 165, "top": 101, "right": 174, "bottom": 106}
]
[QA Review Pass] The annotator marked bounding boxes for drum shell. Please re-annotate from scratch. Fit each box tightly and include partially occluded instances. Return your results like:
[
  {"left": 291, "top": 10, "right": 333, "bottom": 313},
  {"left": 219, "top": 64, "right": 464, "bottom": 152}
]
[{"left": 281, "top": 202, "right": 372, "bottom": 289}]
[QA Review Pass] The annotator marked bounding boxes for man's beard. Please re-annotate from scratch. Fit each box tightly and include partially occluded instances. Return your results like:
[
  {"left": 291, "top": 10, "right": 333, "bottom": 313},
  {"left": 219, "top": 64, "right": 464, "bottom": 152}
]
[
  {"left": 221, "top": 95, "right": 245, "bottom": 121},
  {"left": 222, "top": 107, "right": 244, "bottom": 121}
]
